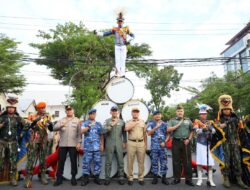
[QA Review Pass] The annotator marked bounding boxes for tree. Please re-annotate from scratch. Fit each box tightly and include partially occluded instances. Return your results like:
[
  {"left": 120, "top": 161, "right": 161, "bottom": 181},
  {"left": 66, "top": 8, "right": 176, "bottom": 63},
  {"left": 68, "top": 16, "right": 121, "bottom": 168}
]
[
  {"left": 0, "top": 34, "right": 25, "bottom": 94},
  {"left": 145, "top": 66, "right": 182, "bottom": 110},
  {"left": 30, "top": 22, "right": 152, "bottom": 117}
]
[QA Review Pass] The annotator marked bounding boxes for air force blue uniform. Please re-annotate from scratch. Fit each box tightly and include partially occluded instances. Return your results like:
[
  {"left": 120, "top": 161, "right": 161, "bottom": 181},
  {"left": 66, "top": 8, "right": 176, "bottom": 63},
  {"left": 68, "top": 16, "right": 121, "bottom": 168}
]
[
  {"left": 147, "top": 120, "right": 168, "bottom": 175},
  {"left": 82, "top": 120, "right": 102, "bottom": 176}
]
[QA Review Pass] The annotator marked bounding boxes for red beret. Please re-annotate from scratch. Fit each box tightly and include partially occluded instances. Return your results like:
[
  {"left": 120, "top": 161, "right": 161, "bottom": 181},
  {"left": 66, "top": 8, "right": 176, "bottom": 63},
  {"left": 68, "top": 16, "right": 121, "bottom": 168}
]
[{"left": 36, "top": 102, "right": 46, "bottom": 109}]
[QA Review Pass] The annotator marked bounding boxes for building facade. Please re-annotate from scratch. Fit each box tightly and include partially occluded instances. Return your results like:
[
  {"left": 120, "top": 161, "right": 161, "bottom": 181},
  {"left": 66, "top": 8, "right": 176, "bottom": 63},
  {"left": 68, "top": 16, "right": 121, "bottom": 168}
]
[{"left": 221, "top": 22, "right": 250, "bottom": 73}]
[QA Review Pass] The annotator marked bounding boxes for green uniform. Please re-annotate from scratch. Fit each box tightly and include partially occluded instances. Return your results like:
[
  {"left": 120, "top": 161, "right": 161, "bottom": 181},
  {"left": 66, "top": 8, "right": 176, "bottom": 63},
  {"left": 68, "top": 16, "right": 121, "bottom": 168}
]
[
  {"left": 168, "top": 117, "right": 193, "bottom": 181},
  {"left": 103, "top": 118, "right": 127, "bottom": 179},
  {"left": 0, "top": 112, "right": 29, "bottom": 180}
]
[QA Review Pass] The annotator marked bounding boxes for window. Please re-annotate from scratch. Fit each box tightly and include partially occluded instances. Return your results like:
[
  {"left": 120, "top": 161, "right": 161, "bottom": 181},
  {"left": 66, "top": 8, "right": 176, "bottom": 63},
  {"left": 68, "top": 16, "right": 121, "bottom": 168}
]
[
  {"left": 240, "top": 50, "right": 248, "bottom": 72},
  {"left": 55, "top": 111, "right": 60, "bottom": 117}
]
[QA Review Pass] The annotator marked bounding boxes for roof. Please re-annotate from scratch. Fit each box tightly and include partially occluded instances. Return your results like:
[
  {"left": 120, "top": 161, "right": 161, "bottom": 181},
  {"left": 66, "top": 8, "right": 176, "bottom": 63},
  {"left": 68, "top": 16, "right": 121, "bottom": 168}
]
[
  {"left": 19, "top": 99, "right": 36, "bottom": 112},
  {"left": 221, "top": 22, "right": 250, "bottom": 55},
  {"left": 225, "top": 22, "right": 250, "bottom": 45}
]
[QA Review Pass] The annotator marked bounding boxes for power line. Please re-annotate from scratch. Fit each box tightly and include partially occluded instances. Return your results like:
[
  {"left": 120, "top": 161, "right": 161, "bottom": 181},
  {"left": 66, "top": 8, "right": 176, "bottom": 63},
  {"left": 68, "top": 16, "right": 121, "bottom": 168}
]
[
  {"left": 0, "top": 21, "right": 240, "bottom": 32},
  {"left": 0, "top": 15, "right": 246, "bottom": 25}
]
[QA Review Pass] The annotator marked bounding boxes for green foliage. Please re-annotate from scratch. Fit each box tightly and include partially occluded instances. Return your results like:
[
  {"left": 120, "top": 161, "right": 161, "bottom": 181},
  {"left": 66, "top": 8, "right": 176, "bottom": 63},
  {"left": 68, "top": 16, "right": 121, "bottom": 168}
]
[
  {"left": 31, "top": 22, "right": 153, "bottom": 117},
  {"left": 182, "top": 71, "right": 250, "bottom": 119},
  {"left": 0, "top": 34, "right": 25, "bottom": 94},
  {"left": 145, "top": 66, "right": 183, "bottom": 110}
]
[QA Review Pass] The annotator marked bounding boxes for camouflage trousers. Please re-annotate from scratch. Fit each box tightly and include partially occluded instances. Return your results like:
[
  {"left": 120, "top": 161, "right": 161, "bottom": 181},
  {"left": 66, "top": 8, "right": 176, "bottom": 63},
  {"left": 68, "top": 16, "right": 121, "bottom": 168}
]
[
  {"left": 26, "top": 141, "right": 47, "bottom": 174},
  {"left": 222, "top": 143, "right": 242, "bottom": 176},
  {"left": 0, "top": 140, "right": 17, "bottom": 173},
  {"left": 150, "top": 148, "right": 167, "bottom": 175}
]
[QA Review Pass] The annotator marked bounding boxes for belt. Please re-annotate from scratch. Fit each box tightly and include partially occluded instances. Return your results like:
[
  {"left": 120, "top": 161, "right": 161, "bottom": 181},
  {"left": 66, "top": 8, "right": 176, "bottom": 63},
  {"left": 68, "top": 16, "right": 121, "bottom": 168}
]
[
  {"left": 173, "top": 137, "right": 188, "bottom": 141},
  {"left": 129, "top": 139, "right": 144, "bottom": 142}
]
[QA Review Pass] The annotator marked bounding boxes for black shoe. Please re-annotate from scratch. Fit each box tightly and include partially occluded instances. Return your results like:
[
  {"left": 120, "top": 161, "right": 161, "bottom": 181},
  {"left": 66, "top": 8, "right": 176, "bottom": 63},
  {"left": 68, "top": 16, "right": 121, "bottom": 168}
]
[
  {"left": 53, "top": 179, "right": 62, "bottom": 186},
  {"left": 128, "top": 181, "right": 133, "bottom": 186},
  {"left": 118, "top": 178, "right": 125, "bottom": 185},
  {"left": 152, "top": 175, "right": 158, "bottom": 184},
  {"left": 94, "top": 175, "right": 102, "bottom": 185},
  {"left": 138, "top": 181, "right": 145, "bottom": 185},
  {"left": 81, "top": 175, "right": 89, "bottom": 186},
  {"left": 171, "top": 179, "right": 181, "bottom": 185},
  {"left": 185, "top": 180, "right": 195, "bottom": 186},
  {"left": 104, "top": 180, "right": 110, "bottom": 186},
  {"left": 162, "top": 176, "right": 169, "bottom": 185},
  {"left": 71, "top": 177, "right": 77, "bottom": 186}
]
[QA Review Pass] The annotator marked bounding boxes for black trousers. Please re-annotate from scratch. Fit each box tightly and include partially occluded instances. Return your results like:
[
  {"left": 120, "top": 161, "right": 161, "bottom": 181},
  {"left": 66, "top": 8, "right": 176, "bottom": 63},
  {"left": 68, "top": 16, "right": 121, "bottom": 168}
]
[
  {"left": 172, "top": 138, "right": 192, "bottom": 181},
  {"left": 56, "top": 147, "right": 77, "bottom": 178}
]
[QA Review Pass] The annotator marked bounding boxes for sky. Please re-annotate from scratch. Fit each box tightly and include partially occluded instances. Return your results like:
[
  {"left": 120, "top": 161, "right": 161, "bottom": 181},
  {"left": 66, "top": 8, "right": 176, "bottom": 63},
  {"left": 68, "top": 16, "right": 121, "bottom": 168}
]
[{"left": 0, "top": 0, "right": 249, "bottom": 105}]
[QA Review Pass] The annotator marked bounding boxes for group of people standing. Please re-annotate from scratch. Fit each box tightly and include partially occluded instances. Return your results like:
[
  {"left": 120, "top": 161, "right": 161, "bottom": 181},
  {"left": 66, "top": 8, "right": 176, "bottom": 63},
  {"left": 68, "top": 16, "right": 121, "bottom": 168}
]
[{"left": 0, "top": 94, "right": 249, "bottom": 189}]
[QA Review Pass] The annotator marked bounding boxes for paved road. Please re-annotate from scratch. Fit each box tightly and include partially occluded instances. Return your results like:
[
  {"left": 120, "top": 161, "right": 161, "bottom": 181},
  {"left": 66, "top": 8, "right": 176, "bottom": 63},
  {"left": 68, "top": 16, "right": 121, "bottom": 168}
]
[{"left": 0, "top": 167, "right": 244, "bottom": 190}]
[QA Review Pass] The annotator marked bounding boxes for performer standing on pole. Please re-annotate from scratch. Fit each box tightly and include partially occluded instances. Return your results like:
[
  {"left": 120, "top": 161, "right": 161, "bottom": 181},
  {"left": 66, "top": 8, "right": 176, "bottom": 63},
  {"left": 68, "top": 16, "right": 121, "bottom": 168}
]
[
  {"left": 95, "top": 11, "right": 135, "bottom": 77},
  {"left": 193, "top": 104, "right": 216, "bottom": 187}
]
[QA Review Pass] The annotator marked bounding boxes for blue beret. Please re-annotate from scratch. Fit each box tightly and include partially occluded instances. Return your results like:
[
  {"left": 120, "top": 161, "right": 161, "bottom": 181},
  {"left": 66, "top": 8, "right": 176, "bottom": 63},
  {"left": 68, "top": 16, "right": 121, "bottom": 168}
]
[
  {"left": 88, "top": 108, "right": 97, "bottom": 115},
  {"left": 153, "top": 110, "right": 161, "bottom": 115}
]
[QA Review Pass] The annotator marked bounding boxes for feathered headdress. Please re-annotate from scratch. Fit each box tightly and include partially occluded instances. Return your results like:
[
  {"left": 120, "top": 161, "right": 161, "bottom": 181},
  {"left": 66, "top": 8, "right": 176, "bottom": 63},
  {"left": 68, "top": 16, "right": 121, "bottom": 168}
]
[
  {"left": 114, "top": 8, "right": 127, "bottom": 22},
  {"left": 196, "top": 103, "right": 212, "bottom": 114}
]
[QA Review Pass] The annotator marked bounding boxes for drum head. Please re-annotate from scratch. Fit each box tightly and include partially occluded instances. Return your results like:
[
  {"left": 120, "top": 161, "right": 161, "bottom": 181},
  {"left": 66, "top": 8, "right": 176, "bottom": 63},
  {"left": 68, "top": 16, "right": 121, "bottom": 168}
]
[
  {"left": 63, "top": 154, "right": 83, "bottom": 180},
  {"left": 91, "top": 153, "right": 118, "bottom": 179},
  {"left": 93, "top": 100, "right": 117, "bottom": 124},
  {"left": 121, "top": 100, "right": 149, "bottom": 122},
  {"left": 106, "top": 77, "right": 134, "bottom": 104},
  {"left": 124, "top": 153, "right": 151, "bottom": 178}
]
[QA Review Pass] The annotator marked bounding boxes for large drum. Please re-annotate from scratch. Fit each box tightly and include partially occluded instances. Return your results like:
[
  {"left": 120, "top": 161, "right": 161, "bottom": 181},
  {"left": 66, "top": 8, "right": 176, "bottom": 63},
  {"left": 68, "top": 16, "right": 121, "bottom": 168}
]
[
  {"left": 93, "top": 100, "right": 117, "bottom": 124},
  {"left": 106, "top": 77, "right": 134, "bottom": 104},
  {"left": 121, "top": 100, "right": 149, "bottom": 122},
  {"left": 124, "top": 153, "right": 151, "bottom": 178},
  {"left": 91, "top": 154, "right": 118, "bottom": 180}
]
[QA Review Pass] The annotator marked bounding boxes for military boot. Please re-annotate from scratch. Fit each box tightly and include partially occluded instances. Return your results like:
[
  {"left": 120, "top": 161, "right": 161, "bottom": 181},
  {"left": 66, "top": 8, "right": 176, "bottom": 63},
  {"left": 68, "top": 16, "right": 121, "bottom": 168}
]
[
  {"left": 40, "top": 172, "right": 48, "bottom": 185},
  {"left": 236, "top": 176, "right": 248, "bottom": 189},
  {"left": 94, "top": 175, "right": 102, "bottom": 185},
  {"left": 162, "top": 175, "right": 169, "bottom": 185},
  {"left": 10, "top": 172, "right": 18, "bottom": 186},
  {"left": 24, "top": 174, "right": 32, "bottom": 188},
  {"left": 81, "top": 175, "right": 89, "bottom": 186},
  {"left": 223, "top": 176, "right": 230, "bottom": 188},
  {"left": 152, "top": 175, "right": 158, "bottom": 184}
]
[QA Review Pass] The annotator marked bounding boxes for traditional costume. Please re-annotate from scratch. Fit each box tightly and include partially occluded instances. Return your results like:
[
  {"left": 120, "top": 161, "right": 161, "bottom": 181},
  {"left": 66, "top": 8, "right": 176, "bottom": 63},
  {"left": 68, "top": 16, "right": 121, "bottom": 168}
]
[{"left": 210, "top": 95, "right": 250, "bottom": 188}]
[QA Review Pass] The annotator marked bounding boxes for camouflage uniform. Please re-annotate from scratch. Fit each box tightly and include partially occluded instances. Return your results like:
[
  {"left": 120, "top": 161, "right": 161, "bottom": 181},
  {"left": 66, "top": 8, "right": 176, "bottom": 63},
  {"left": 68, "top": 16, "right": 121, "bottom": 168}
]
[
  {"left": 0, "top": 111, "right": 29, "bottom": 186},
  {"left": 81, "top": 119, "right": 102, "bottom": 176},
  {"left": 24, "top": 114, "right": 53, "bottom": 187},
  {"left": 147, "top": 120, "right": 167, "bottom": 176}
]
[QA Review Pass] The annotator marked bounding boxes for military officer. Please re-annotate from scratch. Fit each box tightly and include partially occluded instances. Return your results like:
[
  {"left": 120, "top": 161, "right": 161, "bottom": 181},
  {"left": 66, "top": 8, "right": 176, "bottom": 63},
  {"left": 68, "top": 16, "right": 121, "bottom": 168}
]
[
  {"left": 103, "top": 106, "right": 127, "bottom": 185},
  {"left": 147, "top": 110, "right": 169, "bottom": 185},
  {"left": 24, "top": 102, "right": 54, "bottom": 188},
  {"left": 167, "top": 105, "right": 194, "bottom": 186},
  {"left": 125, "top": 107, "right": 147, "bottom": 186},
  {"left": 0, "top": 96, "right": 30, "bottom": 186},
  {"left": 53, "top": 106, "right": 82, "bottom": 186},
  {"left": 81, "top": 109, "right": 104, "bottom": 186}
]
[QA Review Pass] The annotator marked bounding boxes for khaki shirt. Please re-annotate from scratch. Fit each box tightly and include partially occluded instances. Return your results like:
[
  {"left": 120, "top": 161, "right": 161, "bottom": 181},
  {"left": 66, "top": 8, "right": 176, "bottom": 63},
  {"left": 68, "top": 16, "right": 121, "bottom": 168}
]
[
  {"left": 53, "top": 117, "right": 81, "bottom": 147},
  {"left": 168, "top": 117, "right": 193, "bottom": 139},
  {"left": 126, "top": 119, "right": 146, "bottom": 141}
]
